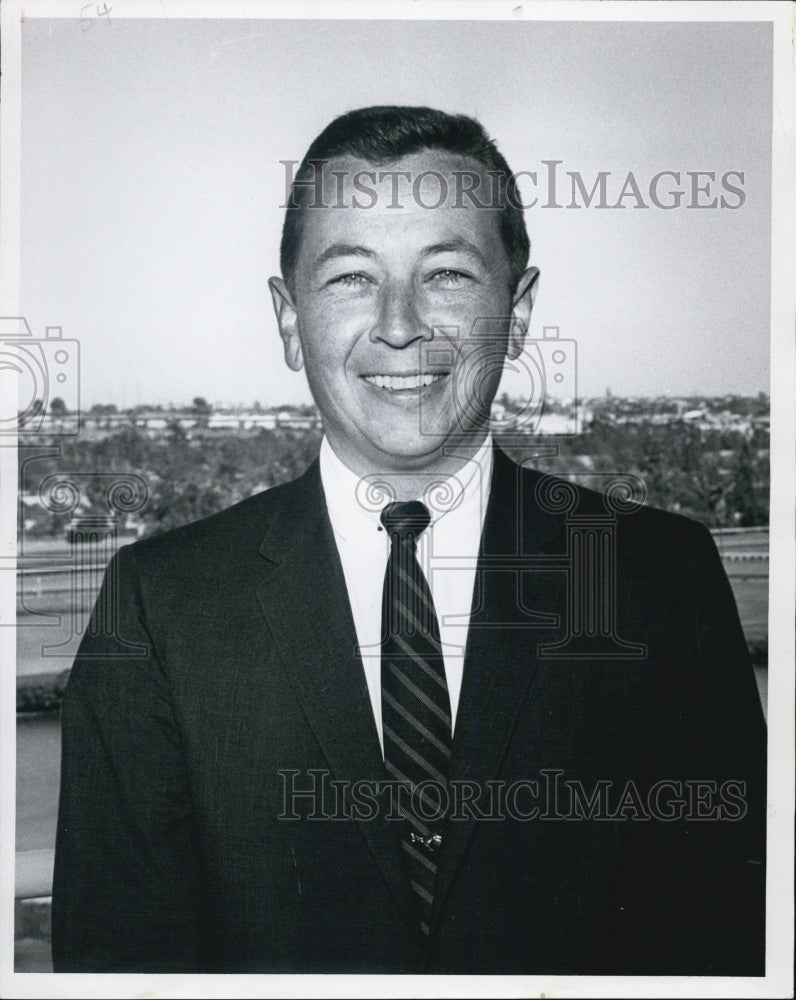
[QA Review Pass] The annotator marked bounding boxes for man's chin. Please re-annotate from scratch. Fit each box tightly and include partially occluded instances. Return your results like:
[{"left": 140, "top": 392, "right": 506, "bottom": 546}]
[
  {"left": 325, "top": 422, "right": 490, "bottom": 478},
  {"left": 367, "top": 427, "right": 488, "bottom": 470}
]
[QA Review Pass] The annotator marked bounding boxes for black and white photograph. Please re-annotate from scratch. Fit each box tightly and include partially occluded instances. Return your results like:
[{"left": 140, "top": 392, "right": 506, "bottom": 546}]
[{"left": 1, "top": 1, "right": 793, "bottom": 996}]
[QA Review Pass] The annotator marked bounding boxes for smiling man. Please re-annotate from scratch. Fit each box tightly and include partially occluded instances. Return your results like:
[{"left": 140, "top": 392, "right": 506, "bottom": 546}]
[
  {"left": 269, "top": 141, "right": 537, "bottom": 493},
  {"left": 52, "top": 107, "right": 765, "bottom": 976}
]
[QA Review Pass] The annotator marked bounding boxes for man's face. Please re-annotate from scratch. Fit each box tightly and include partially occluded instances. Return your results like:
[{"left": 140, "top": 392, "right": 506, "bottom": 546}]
[{"left": 270, "top": 149, "right": 537, "bottom": 478}]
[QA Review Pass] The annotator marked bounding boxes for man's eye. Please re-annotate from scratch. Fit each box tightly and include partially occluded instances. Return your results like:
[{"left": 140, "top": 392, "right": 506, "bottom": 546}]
[
  {"left": 328, "top": 272, "right": 372, "bottom": 288},
  {"left": 428, "top": 269, "right": 471, "bottom": 288}
]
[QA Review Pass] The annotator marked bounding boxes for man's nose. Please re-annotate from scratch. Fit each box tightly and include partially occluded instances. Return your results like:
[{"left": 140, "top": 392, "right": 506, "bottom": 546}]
[{"left": 370, "top": 281, "right": 430, "bottom": 348}]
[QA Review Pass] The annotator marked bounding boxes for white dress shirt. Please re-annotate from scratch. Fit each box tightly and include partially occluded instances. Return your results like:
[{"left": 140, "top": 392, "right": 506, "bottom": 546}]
[{"left": 319, "top": 435, "right": 493, "bottom": 753}]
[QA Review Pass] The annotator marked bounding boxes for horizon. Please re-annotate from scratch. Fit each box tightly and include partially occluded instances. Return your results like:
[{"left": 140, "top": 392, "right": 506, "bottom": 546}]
[{"left": 43, "top": 390, "right": 771, "bottom": 414}]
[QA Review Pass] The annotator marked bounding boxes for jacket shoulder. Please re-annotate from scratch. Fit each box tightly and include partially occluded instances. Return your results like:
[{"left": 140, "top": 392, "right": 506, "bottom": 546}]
[
  {"left": 502, "top": 448, "right": 716, "bottom": 550},
  {"left": 120, "top": 464, "right": 316, "bottom": 571}
]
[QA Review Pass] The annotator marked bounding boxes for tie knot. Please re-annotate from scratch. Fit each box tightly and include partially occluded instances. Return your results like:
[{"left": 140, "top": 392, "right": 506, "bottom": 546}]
[{"left": 380, "top": 500, "right": 431, "bottom": 541}]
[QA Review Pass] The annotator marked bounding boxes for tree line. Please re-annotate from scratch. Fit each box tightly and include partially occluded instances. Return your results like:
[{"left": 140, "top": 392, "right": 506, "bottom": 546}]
[{"left": 19, "top": 416, "right": 768, "bottom": 540}]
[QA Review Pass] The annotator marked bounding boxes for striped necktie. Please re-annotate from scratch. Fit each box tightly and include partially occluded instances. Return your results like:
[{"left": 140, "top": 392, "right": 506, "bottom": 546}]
[{"left": 380, "top": 500, "right": 452, "bottom": 938}]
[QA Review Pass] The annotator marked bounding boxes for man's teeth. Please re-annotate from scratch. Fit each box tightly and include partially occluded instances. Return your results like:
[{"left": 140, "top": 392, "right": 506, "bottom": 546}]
[{"left": 364, "top": 373, "right": 445, "bottom": 390}]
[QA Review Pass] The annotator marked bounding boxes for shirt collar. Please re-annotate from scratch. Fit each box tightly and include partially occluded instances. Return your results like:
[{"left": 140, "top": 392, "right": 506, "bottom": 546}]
[{"left": 320, "top": 434, "right": 494, "bottom": 549}]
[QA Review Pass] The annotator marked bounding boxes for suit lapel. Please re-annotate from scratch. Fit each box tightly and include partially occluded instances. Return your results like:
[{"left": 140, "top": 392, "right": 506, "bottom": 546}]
[
  {"left": 433, "top": 447, "right": 568, "bottom": 922},
  {"left": 255, "top": 461, "right": 419, "bottom": 932},
  {"left": 254, "top": 451, "right": 568, "bottom": 937}
]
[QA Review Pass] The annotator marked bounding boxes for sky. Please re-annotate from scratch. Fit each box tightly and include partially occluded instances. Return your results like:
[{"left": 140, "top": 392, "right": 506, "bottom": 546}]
[{"left": 18, "top": 15, "right": 772, "bottom": 410}]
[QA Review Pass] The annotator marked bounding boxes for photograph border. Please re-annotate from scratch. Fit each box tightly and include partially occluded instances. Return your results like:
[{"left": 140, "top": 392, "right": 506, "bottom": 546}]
[{"left": 1, "top": 2, "right": 793, "bottom": 998}]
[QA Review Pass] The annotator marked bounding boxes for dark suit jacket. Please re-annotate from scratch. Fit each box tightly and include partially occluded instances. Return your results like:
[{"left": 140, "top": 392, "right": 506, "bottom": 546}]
[{"left": 52, "top": 447, "right": 766, "bottom": 974}]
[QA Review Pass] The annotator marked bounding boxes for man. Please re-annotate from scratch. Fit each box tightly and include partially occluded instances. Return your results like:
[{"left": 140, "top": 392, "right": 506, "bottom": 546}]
[{"left": 52, "top": 106, "right": 765, "bottom": 975}]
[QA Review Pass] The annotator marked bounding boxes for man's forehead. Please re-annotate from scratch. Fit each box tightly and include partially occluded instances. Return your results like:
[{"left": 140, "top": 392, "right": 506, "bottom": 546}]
[
  {"left": 311, "top": 149, "right": 500, "bottom": 210},
  {"left": 288, "top": 148, "right": 511, "bottom": 280}
]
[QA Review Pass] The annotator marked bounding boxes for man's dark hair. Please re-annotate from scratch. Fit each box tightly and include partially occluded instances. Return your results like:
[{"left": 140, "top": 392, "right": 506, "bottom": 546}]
[{"left": 280, "top": 105, "right": 530, "bottom": 295}]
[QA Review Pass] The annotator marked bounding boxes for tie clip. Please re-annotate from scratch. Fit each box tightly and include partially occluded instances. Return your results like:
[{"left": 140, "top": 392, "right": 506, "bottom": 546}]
[{"left": 409, "top": 832, "right": 442, "bottom": 849}]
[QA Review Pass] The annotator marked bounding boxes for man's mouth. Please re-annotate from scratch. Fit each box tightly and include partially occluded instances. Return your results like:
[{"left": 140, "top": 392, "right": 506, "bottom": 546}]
[{"left": 362, "top": 373, "right": 447, "bottom": 391}]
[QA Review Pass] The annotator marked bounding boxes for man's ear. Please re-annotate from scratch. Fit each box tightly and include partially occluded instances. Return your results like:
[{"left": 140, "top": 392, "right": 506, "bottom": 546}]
[
  {"left": 268, "top": 276, "right": 304, "bottom": 372},
  {"left": 507, "top": 267, "right": 540, "bottom": 360}
]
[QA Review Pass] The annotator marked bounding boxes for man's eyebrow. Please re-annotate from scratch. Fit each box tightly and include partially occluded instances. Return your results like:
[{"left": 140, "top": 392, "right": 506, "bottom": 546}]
[
  {"left": 311, "top": 244, "right": 378, "bottom": 271},
  {"left": 421, "top": 240, "right": 489, "bottom": 268}
]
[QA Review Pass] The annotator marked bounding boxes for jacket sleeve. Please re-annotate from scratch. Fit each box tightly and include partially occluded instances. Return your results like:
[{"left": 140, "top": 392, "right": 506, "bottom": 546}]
[
  {"left": 51, "top": 544, "right": 204, "bottom": 972},
  {"left": 595, "top": 519, "right": 767, "bottom": 975}
]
